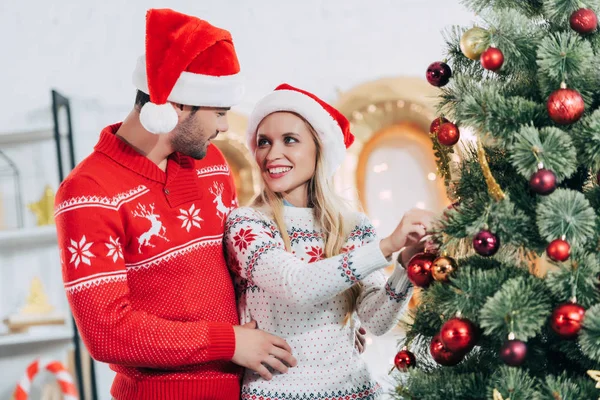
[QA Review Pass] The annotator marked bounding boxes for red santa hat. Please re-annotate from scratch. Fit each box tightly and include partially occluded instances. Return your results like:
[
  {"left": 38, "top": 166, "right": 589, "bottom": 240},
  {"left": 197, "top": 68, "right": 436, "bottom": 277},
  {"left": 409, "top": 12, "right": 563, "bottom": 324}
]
[
  {"left": 132, "top": 9, "right": 244, "bottom": 134},
  {"left": 247, "top": 84, "right": 354, "bottom": 177}
]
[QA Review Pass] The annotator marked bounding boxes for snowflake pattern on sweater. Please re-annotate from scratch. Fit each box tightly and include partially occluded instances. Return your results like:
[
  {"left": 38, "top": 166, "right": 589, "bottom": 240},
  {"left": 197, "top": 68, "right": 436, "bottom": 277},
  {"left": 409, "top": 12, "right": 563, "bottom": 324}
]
[{"left": 224, "top": 206, "right": 413, "bottom": 400}]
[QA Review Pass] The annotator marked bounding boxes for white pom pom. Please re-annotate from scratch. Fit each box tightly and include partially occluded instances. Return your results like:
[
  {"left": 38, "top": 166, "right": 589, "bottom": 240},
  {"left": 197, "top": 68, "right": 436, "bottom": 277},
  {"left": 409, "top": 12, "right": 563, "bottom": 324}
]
[{"left": 139, "top": 102, "right": 178, "bottom": 134}]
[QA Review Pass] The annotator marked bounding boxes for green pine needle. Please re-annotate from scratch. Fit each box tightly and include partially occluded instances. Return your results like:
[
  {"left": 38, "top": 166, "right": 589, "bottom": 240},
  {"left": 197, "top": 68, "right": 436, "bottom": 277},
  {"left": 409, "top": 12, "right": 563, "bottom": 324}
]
[
  {"left": 536, "top": 188, "right": 598, "bottom": 247},
  {"left": 537, "top": 31, "right": 595, "bottom": 92},
  {"left": 509, "top": 125, "right": 578, "bottom": 182},
  {"left": 545, "top": 251, "right": 600, "bottom": 307},
  {"left": 571, "top": 109, "right": 600, "bottom": 171},
  {"left": 580, "top": 303, "right": 600, "bottom": 362},
  {"left": 480, "top": 276, "right": 552, "bottom": 340},
  {"left": 487, "top": 366, "right": 541, "bottom": 400}
]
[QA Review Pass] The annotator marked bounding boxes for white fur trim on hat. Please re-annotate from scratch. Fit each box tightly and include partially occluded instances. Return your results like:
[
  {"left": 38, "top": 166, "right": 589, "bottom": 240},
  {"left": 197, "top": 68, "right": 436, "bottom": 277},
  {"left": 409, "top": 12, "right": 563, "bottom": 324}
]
[
  {"left": 132, "top": 56, "right": 245, "bottom": 108},
  {"left": 246, "top": 90, "right": 346, "bottom": 177},
  {"left": 139, "top": 102, "right": 178, "bottom": 134}
]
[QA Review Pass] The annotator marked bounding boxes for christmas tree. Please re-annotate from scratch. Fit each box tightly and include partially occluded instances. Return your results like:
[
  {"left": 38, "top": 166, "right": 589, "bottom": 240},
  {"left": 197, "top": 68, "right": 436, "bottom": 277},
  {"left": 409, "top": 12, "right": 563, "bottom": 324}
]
[{"left": 393, "top": 1, "right": 600, "bottom": 398}]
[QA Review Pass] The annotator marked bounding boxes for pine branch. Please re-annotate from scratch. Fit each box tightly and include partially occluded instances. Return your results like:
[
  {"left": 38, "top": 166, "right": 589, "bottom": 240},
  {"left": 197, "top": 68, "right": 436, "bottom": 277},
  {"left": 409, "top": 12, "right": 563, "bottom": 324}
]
[
  {"left": 543, "top": 0, "right": 600, "bottom": 27},
  {"left": 509, "top": 125, "right": 578, "bottom": 182},
  {"left": 571, "top": 109, "right": 600, "bottom": 171},
  {"left": 396, "top": 368, "right": 489, "bottom": 400},
  {"left": 535, "top": 372, "right": 600, "bottom": 400},
  {"left": 480, "top": 276, "right": 553, "bottom": 341},
  {"left": 545, "top": 251, "right": 600, "bottom": 307},
  {"left": 581, "top": 303, "right": 600, "bottom": 362},
  {"left": 423, "top": 263, "right": 528, "bottom": 325},
  {"left": 460, "top": 0, "right": 544, "bottom": 16},
  {"left": 487, "top": 366, "right": 541, "bottom": 400},
  {"left": 536, "top": 188, "right": 598, "bottom": 248}
]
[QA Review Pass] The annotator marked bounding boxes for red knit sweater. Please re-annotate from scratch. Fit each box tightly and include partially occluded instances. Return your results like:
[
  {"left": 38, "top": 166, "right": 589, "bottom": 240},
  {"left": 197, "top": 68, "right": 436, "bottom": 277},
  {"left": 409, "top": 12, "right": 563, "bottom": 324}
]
[{"left": 54, "top": 123, "right": 242, "bottom": 399}]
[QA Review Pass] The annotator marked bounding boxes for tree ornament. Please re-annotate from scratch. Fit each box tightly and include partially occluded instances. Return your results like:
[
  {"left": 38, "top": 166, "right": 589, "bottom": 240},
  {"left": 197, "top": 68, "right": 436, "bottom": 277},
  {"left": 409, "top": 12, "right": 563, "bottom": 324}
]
[
  {"left": 550, "top": 302, "right": 586, "bottom": 339},
  {"left": 394, "top": 348, "right": 417, "bottom": 371},
  {"left": 547, "top": 83, "right": 585, "bottom": 125},
  {"left": 437, "top": 122, "right": 460, "bottom": 146},
  {"left": 431, "top": 256, "right": 458, "bottom": 282},
  {"left": 440, "top": 317, "right": 478, "bottom": 354},
  {"left": 430, "top": 334, "right": 464, "bottom": 366},
  {"left": 570, "top": 8, "right": 598, "bottom": 34},
  {"left": 429, "top": 116, "right": 449, "bottom": 135},
  {"left": 499, "top": 333, "right": 527, "bottom": 366},
  {"left": 406, "top": 252, "right": 437, "bottom": 288},
  {"left": 473, "top": 230, "right": 500, "bottom": 257},
  {"left": 480, "top": 47, "right": 504, "bottom": 71},
  {"left": 426, "top": 61, "right": 452, "bottom": 87},
  {"left": 546, "top": 238, "right": 570, "bottom": 262},
  {"left": 460, "top": 27, "right": 488, "bottom": 60},
  {"left": 529, "top": 168, "right": 557, "bottom": 195}
]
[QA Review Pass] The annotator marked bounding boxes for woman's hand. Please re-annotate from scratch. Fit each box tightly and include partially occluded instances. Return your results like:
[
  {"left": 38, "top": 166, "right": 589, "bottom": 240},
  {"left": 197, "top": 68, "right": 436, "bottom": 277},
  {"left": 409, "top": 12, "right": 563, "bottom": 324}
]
[{"left": 379, "top": 209, "right": 436, "bottom": 259}]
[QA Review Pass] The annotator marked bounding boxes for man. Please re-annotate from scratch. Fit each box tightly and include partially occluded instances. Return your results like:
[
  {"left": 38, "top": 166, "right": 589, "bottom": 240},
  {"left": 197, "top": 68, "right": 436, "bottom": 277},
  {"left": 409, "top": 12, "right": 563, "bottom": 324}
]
[{"left": 54, "top": 9, "right": 296, "bottom": 399}]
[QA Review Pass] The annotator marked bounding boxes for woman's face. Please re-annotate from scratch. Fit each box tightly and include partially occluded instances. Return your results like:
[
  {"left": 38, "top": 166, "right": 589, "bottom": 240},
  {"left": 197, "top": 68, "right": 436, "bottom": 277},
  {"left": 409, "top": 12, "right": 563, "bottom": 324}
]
[{"left": 254, "top": 112, "right": 318, "bottom": 205}]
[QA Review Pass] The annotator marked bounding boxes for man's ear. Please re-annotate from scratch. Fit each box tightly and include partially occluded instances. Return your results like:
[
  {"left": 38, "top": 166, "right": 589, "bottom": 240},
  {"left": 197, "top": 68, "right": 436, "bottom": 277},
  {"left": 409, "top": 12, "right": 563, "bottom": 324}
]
[{"left": 170, "top": 102, "right": 185, "bottom": 119}]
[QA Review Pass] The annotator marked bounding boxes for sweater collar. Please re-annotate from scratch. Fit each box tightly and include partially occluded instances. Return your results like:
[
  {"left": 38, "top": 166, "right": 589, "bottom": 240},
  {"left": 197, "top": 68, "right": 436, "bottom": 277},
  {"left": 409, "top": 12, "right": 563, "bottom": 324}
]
[{"left": 95, "top": 123, "right": 184, "bottom": 185}]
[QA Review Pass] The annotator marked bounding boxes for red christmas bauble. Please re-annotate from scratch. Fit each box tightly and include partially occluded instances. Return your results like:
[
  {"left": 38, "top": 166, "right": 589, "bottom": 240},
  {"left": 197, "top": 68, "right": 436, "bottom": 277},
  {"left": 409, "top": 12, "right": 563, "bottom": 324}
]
[
  {"left": 499, "top": 339, "right": 527, "bottom": 366},
  {"left": 473, "top": 230, "right": 500, "bottom": 257},
  {"left": 430, "top": 116, "right": 450, "bottom": 135},
  {"left": 430, "top": 334, "right": 464, "bottom": 366},
  {"left": 440, "top": 317, "right": 478, "bottom": 354},
  {"left": 550, "top": 302, "right": 586, "bottom": 339},
  {"left": 570, "top": 8, "right": 598, "bottom": 34},
  {"left": 547, "top": 87, "right": 585, "bottom": 125},
  {"left": 394, "top": 349, "right": 417, "bottom": 371},
  {"left": 546, "top": 239, "right": 570, "bottom": 262},
  {"left": 480, "top": 47, "right": 504, "bottom": 71},
  {"left": 426, "top": 61, "right": 452, "bottom": 87},
  {"left": 406, "top": 252, "right": 437, "bottom": 288},
  {"left": 529, "top": 168, "right": 557, "bottom": 195},
  {"left": 437, "top": 122, "right": 460, "bottom": 146}
]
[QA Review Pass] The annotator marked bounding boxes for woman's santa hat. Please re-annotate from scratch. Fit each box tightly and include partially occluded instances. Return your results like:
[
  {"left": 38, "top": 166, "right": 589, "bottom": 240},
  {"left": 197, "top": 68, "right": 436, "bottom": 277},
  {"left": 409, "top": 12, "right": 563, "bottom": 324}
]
[
  {"left": 132, "top": 8, "right": 244, "bottom": 134},
  {"left": 247, "top": 84, "right": 354, "bottom": 177}
]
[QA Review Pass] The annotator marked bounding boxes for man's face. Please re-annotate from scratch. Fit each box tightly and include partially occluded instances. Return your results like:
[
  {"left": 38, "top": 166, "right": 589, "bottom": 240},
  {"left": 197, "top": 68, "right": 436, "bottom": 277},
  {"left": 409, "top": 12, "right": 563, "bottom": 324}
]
[{"left": 170, "top": 106, "right": 230, "bottom": 160}]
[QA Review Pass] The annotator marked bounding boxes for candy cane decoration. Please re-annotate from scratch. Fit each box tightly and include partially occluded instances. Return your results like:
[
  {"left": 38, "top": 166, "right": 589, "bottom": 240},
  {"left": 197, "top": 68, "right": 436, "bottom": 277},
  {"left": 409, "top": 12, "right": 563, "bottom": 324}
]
[{"left": 13, "top": 358, "right": 78, "bottom": 400}]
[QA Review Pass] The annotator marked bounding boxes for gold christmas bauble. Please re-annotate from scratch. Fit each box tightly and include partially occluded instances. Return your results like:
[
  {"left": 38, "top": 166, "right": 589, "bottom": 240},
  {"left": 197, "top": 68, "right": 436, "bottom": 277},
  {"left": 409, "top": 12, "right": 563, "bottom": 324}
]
[
  {"left": 431, "top": 256, "right": 458, "bottom": 282},
  {"left": 460, "top": 27, "right": 489, "bottom": 60}
]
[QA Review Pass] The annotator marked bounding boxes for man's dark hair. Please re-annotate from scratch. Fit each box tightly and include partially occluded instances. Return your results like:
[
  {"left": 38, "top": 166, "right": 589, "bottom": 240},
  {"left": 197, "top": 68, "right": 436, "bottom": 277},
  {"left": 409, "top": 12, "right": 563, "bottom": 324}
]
[{"left": 134, "top": 90, "right": 200, "bottom": 114}]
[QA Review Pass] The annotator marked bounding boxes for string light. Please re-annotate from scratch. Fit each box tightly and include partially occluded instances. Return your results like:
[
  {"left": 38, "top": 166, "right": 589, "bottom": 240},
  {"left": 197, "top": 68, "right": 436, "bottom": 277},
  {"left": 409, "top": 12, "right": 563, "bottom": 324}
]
[
  {"left": 373, "top": 163, "right": 389, "bottom": 173},
  {"left": 428, "top": 172, "right": 437, "bottom": 181},
  {"left": 379, "top": 190, "right": 392, "bottom": 200}
]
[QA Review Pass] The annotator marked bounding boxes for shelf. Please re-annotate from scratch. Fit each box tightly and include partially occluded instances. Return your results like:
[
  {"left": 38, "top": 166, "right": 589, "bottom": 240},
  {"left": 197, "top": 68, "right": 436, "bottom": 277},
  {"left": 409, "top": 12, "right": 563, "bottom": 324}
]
[
  {"left": 0, "top": 327, "right": 73, "bottom": 347},
  {"left": 0, "top": 225, "right": 58, "bottom": 249},
  {"left": 0, "top": 127, "right": 58, "bottom": 146}
]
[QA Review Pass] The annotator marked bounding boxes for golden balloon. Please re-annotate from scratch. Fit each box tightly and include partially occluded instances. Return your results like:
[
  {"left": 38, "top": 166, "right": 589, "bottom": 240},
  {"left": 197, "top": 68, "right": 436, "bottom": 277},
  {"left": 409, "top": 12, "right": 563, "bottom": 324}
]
[
  {"left": 432, "top": 256, "right": 458, "bottom": 282},
  {"left": 460, "top": 27, "right": 489, "bottom": 60}
]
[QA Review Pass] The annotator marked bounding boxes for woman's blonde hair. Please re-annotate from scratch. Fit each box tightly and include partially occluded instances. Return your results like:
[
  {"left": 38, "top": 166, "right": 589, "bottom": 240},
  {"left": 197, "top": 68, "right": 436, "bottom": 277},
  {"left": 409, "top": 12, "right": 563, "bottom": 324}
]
[{"left": 252, "top": 112, "right": 362, "bottom": 324}]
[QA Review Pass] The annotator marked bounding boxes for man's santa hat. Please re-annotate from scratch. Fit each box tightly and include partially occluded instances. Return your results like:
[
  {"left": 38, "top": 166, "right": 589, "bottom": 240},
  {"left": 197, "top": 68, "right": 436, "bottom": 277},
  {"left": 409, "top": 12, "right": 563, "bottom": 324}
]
[
  {"left": 247, "top": 84, "right": 354, "bottom": 177},
  {"left": 132, "top": 8, "right": 244, "bottom": 134}
]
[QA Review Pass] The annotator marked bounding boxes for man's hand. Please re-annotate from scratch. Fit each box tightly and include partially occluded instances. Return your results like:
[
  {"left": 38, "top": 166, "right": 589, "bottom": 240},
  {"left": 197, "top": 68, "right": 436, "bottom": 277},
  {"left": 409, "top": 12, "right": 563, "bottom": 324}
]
[
  {"left": 232, "top": 321, "right": 297, "bottom": 380},
  {"left": 355, "top": 327, "right": 367, "bottom": 354}
]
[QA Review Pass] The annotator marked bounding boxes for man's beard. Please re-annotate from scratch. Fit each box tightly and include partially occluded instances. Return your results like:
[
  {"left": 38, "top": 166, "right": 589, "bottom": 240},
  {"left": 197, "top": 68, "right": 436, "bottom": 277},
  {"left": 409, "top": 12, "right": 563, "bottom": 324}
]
[{"left": 171, "top": 113, "right": 211, "bottom": 160}]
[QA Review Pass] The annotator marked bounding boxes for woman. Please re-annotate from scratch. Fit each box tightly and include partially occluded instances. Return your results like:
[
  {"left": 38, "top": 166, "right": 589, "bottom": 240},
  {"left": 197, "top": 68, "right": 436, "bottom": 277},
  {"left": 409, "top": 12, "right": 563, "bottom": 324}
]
[{"left": 224, "top": 84, "right": 434, "bottom": 399}]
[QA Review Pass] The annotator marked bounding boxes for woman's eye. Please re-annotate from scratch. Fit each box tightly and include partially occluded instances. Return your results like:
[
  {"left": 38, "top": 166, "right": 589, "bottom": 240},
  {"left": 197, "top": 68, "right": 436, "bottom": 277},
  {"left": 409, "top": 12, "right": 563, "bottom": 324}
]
[
  {"left": 257, "top": 139, "right": 269, "bottom": 147},
  {"left": 284, "top": 136, "right": 298, "bottom": 144}
]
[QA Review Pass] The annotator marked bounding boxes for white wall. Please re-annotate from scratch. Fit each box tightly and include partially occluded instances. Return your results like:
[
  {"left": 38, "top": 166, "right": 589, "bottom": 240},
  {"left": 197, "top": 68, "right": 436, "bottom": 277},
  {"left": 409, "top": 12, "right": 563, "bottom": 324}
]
[{"left": 0, "top": 1, "right": 475, "bottom": 398}]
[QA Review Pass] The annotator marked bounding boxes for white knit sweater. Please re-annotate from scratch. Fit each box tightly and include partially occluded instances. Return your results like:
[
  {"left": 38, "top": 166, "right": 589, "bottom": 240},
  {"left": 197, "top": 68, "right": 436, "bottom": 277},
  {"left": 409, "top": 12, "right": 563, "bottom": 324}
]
[{"left": 224, "top": 205, "right": 413, "bottom": 400}]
